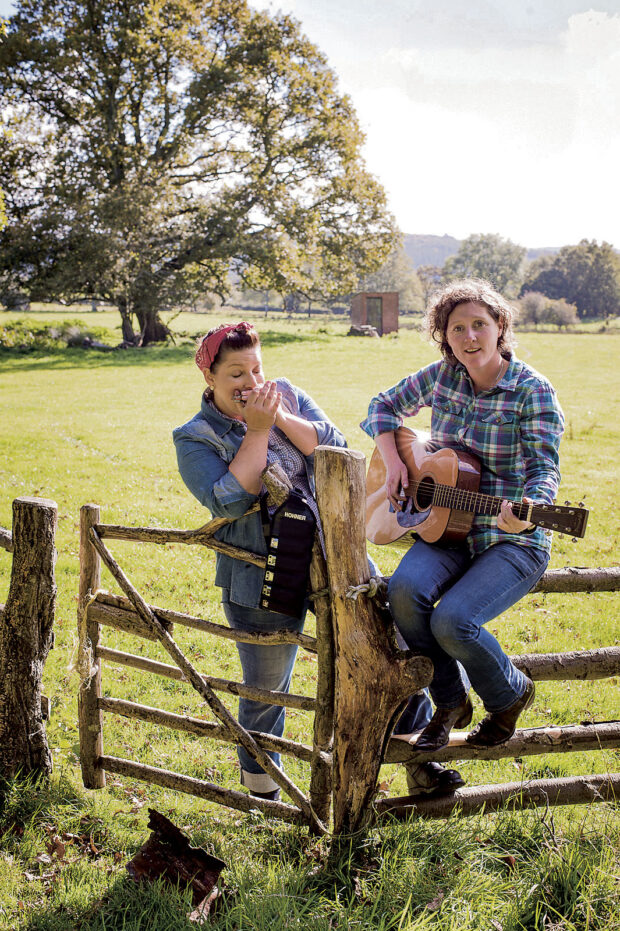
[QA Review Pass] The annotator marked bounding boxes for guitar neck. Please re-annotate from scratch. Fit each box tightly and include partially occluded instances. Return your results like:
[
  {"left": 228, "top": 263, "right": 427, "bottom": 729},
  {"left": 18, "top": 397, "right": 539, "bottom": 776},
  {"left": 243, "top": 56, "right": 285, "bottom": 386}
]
[{"left": 427, "top": 481, "right": 588, "bottom": 538}]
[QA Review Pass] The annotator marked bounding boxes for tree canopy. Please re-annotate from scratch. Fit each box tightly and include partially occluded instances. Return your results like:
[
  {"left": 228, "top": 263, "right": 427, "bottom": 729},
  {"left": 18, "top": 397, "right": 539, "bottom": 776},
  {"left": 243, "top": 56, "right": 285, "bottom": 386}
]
[
  {"left": 442, "top": 233, "right": 526, "bottom": 296},
  {"left": 521, "top": 240, "right": 620, "bottom": 319},
  {"left": 0, "top": 0, "right": 397, "bottom": 342}
]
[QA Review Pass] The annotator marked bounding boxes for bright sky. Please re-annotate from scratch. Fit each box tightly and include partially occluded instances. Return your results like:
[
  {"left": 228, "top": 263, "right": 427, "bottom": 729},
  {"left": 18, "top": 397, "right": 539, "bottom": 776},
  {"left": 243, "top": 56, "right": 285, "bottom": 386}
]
[
  {"left": 251, "top": 0, "right": 620, "bottom": 248},
  {"left": 2, "top": 0, "right": 619, "bottom": 248}
]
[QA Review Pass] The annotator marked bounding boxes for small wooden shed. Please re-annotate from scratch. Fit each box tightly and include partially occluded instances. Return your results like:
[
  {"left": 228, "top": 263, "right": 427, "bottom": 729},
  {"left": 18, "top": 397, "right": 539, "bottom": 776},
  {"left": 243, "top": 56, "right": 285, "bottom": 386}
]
[{"left": 350, "top": 292, "right": 399, "bottom": 336}]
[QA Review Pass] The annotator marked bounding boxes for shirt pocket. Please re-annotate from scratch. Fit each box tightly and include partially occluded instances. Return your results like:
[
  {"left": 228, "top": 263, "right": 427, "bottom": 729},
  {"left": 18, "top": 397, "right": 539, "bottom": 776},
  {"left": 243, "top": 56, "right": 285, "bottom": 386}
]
[
  {"left": 474, "top": 405, "right": 521, "bottom": 462},
  {"left": 480, "top": 409, "right": 516, "bottom": 426},
  {"left": 431, "top": 399, "right": 466, "bottom": 442}
]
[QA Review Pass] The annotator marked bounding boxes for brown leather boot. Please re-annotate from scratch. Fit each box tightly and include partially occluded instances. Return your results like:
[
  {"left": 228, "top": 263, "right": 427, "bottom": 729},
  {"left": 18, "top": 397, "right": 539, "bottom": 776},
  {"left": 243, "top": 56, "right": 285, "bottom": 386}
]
[
  {"left": 405, "top": 760, "right": 466, "bottom": 797},
  {"left": 465, "top": 678, "right": 535, "bottom": 747},
  {"left": 415, "top": 694, "right": 474, "bottom": 752}
]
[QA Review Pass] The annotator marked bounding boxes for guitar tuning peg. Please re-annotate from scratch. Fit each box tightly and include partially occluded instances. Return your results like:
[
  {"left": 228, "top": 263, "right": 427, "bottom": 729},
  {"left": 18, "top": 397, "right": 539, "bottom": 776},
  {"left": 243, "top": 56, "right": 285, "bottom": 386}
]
[
  {"left": 564, "top": 500, "right": 571, "bottom": 506},
  {"left": 578, "top": 502, "right": 584, "bottom": 508},
  {"left": 572, "top": 537, "right": 578, "bottom": 543}
]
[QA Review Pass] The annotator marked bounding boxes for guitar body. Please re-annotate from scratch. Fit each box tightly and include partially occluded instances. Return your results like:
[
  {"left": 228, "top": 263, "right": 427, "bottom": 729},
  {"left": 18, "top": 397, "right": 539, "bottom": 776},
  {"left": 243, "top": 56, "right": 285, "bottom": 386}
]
[{"left": 366, "top": 427, "right": 481, "bottom": 545}]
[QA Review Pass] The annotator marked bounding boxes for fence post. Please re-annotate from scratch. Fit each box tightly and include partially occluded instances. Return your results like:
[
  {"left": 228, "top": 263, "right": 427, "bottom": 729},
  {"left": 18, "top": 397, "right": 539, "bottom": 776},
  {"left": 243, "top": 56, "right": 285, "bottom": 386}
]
[
  {"left": 77, "top": 504, "right": 106, "bottom": 788},
  {"left": 0, "top": 497, "right": 57, "bottom": 780},
  {"left": 314, "top": 447, "right": 433, "bottom": 835}
]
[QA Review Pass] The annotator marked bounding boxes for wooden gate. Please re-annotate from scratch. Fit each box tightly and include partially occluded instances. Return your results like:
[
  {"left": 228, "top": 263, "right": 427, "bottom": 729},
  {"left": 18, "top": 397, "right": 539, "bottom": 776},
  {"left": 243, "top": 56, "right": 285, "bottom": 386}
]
[{"left": 77, "top": 447, "right": 620, "bottom": 835}]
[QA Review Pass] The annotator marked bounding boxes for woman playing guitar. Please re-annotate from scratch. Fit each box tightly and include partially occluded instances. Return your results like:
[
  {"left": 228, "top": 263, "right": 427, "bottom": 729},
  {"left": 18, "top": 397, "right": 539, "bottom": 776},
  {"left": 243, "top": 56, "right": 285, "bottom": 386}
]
[{"left": 361, "top": 279, "right": 565, "bottom": 789}]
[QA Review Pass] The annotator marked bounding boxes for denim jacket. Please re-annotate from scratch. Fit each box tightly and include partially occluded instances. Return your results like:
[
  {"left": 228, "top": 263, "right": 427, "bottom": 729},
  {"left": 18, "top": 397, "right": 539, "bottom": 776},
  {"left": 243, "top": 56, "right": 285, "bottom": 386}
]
[{"left": 173, "top": 378, "right": 346, "bottom": 607}]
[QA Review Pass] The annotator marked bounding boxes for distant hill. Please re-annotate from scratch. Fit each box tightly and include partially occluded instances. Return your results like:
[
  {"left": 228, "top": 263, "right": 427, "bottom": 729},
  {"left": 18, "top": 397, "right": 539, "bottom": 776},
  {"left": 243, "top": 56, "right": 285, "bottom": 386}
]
[
  {"left": 403, "top": 234, "right": 560, "bottom": 269},
  {"left": 402, "top": 234, "right": 460, "bottom": 268}
]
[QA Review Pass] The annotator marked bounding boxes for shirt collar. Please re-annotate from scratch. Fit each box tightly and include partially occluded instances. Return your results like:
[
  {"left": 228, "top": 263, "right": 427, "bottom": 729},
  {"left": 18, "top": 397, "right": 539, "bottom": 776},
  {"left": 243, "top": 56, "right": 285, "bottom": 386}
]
[{"left": 452, "top": 353, "right": 520, "bottom": 393}]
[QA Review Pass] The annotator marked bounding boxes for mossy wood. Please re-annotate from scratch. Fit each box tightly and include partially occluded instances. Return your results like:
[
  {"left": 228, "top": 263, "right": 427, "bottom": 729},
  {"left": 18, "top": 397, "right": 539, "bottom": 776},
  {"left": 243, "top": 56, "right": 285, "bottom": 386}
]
[{"left": 0, "top": 497, "right": 57, "bottom": 780}]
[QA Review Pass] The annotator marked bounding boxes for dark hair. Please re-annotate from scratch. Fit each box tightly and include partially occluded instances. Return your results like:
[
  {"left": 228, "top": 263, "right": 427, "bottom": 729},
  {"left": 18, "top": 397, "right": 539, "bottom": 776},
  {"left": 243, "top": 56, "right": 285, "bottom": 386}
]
[
  {"left": 424, "top": 278, "right": 517, "bottom": 364},
  {"left": 197, "top": 322, "right": 260, "bottom": 371}
]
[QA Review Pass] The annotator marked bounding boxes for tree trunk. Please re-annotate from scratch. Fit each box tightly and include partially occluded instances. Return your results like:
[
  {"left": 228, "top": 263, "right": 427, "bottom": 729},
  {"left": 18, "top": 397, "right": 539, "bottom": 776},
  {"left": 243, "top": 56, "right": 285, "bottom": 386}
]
[
  {"left": 0, "top": 497, "right": 57, "bottom": 781},
  {"left": 134, "top": 308, "right": 170, "bottom": 345},
  {"left": 117, "top": 295, "right": 136, "bottom": 343}
]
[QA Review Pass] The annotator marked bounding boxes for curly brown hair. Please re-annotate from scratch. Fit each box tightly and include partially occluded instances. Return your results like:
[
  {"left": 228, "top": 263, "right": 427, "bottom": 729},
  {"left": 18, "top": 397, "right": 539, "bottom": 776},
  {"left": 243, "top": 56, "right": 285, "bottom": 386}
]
[{"left": 424, "top": 278, "right": 517, "bottom": 364}]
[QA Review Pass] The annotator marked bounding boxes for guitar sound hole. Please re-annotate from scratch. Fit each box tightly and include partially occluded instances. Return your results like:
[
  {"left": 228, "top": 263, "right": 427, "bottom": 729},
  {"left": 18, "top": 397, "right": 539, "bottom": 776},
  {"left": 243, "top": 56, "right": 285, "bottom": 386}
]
[{"left": 415, "top": 478, "right": 434, "bottom": 510}]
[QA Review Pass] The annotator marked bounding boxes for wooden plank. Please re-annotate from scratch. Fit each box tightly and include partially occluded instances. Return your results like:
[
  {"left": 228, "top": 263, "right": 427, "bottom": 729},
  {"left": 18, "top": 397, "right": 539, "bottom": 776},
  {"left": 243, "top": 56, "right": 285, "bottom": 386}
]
[
  {"left": 88, "top": 526, "right": 325, "bottom": 834},
  {"left": 90, "top": 590, "right": 317, "bottom": 652},
  {"left": 512, "top": 646, "right": 620, "bottom": 681}
]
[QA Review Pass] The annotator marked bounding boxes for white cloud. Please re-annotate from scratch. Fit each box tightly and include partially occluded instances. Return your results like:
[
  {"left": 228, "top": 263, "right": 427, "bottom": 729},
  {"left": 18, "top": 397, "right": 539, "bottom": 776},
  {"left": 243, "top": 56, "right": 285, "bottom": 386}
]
[{"left": 337, "top": 10, "right": 620, "bottom": 244}]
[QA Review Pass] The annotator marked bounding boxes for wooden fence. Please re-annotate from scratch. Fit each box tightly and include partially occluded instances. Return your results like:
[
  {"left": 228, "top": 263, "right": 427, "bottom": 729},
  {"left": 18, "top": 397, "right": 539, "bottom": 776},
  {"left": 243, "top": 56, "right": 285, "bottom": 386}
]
[
  {"left": 76, "top": 446, "right": 620, "bottom": 834},
  {"left": 0, "top": 497, "right": 57, "bottom": 780}
]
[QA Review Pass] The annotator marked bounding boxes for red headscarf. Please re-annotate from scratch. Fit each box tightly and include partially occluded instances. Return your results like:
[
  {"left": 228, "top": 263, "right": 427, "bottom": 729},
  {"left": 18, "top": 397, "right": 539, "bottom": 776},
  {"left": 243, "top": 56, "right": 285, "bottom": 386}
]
[{"left": 195, "top": 322, "right": 254, "bottom": 373}]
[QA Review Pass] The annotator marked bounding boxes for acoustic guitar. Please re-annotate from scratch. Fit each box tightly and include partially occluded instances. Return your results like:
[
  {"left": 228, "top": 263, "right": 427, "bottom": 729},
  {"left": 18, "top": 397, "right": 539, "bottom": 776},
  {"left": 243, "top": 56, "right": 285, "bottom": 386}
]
[{"left": 366, "top": 426, "right": 589, "bottom": 546}]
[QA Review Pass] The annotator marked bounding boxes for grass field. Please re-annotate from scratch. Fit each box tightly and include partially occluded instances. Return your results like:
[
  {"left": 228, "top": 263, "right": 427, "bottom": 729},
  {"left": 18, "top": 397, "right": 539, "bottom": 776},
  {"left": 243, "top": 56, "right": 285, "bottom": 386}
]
[{"left": 0, "top": 308, "right": 619, "bottom": 930}]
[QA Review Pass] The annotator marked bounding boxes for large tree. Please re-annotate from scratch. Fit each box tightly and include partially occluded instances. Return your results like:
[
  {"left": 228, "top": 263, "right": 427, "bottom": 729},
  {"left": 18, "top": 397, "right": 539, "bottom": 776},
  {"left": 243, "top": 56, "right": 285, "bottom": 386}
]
[
  {"left": 442, "top": 233, "right": 526, "bottom": 296},
  {"left": 521, "top": 239, "right": 620, "bottom": 319},
  {"left": 0, "top": 0, "right": 397, "bottom": 342}
]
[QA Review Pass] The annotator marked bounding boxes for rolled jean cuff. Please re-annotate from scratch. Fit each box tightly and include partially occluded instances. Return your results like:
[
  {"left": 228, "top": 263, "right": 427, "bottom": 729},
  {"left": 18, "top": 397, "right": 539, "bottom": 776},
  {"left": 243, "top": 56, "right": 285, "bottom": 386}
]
[{"left": 241, "top": 769, "right": 280, "bottom": 794}]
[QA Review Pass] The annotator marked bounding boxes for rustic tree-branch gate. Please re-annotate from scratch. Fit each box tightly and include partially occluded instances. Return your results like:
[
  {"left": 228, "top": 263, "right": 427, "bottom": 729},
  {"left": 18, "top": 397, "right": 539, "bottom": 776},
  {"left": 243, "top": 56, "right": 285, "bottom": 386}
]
[{"left": 76, "top": 447, "right": 620, "bottom": 835}]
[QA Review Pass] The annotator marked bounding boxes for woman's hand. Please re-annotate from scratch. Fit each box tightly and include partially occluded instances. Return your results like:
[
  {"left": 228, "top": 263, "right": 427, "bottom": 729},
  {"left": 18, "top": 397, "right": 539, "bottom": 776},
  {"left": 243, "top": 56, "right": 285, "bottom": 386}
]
[
  {"left": 241, "top": 381, "right": 282, "bottom": 432},
  {"left": 374, "top": 432, "right": 409, "bottom": 508},
  {"left": 384, "top": 457, "right": 409, "bottom": 509},
  {"left": 497, "top": 497, "right": 535, "bottom": 534}
]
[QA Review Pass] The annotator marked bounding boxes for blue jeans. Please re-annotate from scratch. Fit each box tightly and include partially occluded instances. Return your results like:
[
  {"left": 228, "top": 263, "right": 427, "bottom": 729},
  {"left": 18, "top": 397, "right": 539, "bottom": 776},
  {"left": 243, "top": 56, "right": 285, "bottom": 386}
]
[
  {"left": 388, "top": 540, "right": 549, "bottom": 714},
  {"left": 222, "top": 592, "right": 305, "bottom": 793}
]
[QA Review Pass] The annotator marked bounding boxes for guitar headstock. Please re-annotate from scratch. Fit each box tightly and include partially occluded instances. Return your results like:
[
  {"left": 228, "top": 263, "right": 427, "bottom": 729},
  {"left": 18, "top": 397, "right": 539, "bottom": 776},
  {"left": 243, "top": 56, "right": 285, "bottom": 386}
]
[{"left": 532, "top": 502, "right": 589, "bottom": 538}]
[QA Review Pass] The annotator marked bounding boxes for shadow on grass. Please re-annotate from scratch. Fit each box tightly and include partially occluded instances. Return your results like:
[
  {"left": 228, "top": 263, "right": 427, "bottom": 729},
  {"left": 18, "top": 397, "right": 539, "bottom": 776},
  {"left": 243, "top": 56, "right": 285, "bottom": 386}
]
[
  {"left": 17, "top": 876, "right": 198, "bottom": 931},
  {"left": 0, "top": 330, "right": 330, "bottom": 374}
]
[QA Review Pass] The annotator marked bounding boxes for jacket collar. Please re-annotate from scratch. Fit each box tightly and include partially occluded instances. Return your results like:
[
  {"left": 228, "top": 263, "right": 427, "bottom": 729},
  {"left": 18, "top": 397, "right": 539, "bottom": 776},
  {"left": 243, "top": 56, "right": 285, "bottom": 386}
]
[{"left": 200, "top": 391, "right": 242, "bottom": 437}]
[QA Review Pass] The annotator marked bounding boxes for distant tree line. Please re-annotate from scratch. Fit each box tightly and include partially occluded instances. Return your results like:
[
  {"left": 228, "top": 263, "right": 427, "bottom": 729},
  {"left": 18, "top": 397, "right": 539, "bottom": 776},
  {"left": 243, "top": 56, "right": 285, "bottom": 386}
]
[{"left": 409, "top": 234, "right": 620, "bottom": 323}]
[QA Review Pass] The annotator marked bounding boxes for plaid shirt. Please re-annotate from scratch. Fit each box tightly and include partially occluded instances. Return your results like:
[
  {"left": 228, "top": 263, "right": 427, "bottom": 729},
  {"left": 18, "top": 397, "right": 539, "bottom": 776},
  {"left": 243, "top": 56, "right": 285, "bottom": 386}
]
[{"left": 360, "top": 356, "right": 564, "bottom": 556}]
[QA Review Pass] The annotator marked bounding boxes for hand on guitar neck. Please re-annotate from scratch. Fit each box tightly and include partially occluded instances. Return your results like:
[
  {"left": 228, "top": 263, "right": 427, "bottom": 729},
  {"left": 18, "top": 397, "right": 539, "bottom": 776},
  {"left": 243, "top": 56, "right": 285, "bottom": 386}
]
[{"left": 497, "top": 498, "right": 535, "bottom": 535}]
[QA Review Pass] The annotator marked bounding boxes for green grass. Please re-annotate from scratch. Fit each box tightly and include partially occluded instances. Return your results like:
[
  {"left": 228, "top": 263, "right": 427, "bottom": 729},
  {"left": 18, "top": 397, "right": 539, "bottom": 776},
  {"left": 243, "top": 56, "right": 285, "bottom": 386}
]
[{"left": 1, "top": 309, "right": 619, "bottom": 930}]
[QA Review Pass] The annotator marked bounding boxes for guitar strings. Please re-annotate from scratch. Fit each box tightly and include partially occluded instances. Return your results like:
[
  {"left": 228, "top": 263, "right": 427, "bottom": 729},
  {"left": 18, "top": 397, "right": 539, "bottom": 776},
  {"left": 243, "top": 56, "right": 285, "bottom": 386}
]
[{"left": 403, "top": 478, "right": 525, "bottom": 517}]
